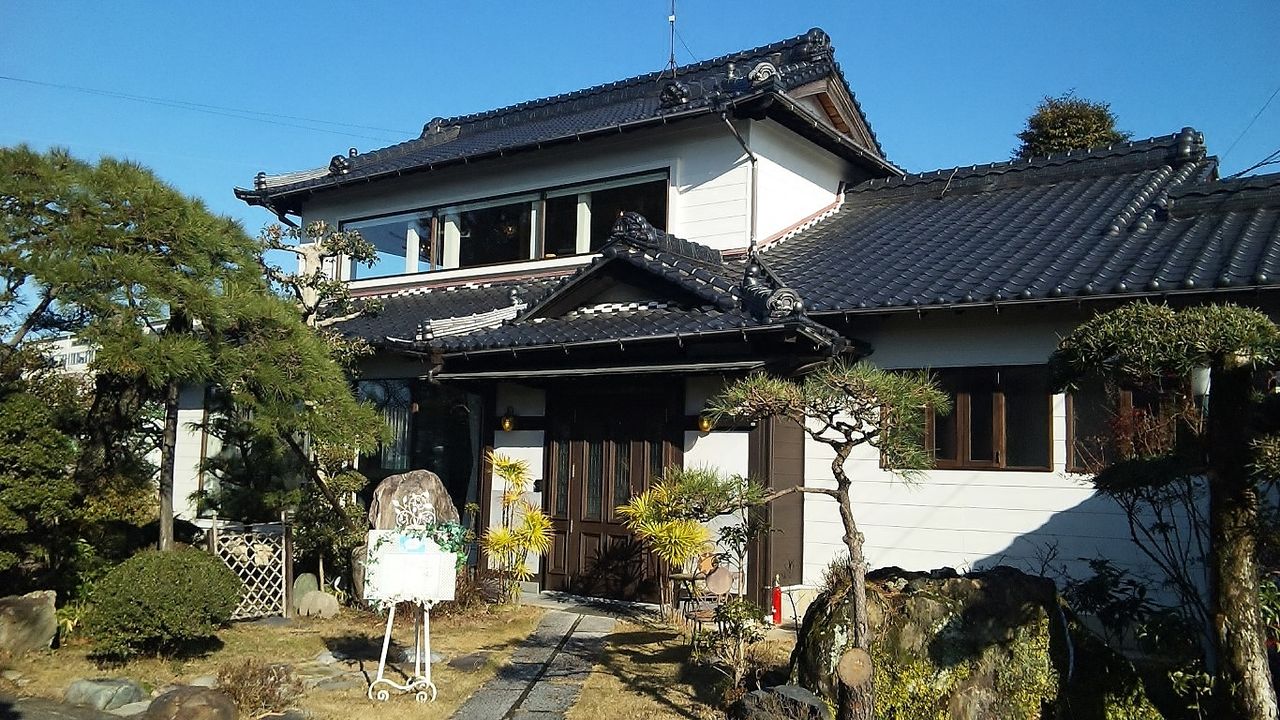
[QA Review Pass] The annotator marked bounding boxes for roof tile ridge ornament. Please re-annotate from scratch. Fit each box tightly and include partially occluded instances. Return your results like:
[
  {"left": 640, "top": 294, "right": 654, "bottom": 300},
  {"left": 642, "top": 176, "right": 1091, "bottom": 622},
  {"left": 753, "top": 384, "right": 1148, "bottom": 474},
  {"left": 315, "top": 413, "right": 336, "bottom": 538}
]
[
  {"left": 740, "top": 246, "right": 805, "bottom": 322},
  {"left": 605, "top": 212, "right": 724, "bottom": 266}
]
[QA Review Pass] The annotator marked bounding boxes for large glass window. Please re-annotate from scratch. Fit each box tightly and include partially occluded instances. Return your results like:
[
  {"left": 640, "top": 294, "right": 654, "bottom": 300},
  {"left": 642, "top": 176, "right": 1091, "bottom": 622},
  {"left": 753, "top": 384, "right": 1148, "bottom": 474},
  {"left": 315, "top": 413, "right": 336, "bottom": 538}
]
[
  {"left": 925, "top": 366, "right": 1051, "bottom": 470},
  {"left": 358, "top": 379, "right": 413, "bottom": 471},
  {"left": 588, "top": 179, "right": 668, "bottom": 249},
  {"left": 346, "top": 214, "right": 434, "bottom": 279},
  {"left": 457, "top": 201, "right": 532, "bottom": 268},
  {"left": 341, "top": 172, "right": 669, "bottom": 278},
  {"left": 1067, "top": 382, "right": 1174, "bottom": 473}
]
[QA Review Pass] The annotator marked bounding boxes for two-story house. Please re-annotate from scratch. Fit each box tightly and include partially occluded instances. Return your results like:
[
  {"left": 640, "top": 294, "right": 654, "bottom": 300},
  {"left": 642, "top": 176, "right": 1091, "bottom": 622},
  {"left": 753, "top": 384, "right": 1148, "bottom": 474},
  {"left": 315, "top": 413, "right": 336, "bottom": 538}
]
[{"left": 232, "top": 28, "right": 1280, "bottom": 604}]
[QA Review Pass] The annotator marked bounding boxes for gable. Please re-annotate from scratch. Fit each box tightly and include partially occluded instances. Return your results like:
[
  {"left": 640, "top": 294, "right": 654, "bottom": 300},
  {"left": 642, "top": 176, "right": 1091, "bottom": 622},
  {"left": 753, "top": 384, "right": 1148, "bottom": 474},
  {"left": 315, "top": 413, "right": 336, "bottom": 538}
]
[
  {"left": 789, "top": 78, "right": 880, "bottom": 156},
  {"left": 527, "top": 260, "right": 725, "bottom": 319}
]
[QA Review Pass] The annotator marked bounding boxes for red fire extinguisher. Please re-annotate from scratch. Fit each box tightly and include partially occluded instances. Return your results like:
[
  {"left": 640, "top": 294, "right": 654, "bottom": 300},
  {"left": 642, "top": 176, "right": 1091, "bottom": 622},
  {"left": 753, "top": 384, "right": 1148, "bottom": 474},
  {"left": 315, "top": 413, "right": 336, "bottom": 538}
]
[{"left": 771, "top": 575, "right": 783, "bottom": 625}]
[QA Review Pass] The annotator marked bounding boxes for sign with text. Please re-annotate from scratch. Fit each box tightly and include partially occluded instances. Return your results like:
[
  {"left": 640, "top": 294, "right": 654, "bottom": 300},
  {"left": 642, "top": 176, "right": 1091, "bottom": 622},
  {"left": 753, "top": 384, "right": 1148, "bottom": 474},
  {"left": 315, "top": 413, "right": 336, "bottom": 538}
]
[{"left": 364, "top": 530, "right": 458, "bottom": 604}]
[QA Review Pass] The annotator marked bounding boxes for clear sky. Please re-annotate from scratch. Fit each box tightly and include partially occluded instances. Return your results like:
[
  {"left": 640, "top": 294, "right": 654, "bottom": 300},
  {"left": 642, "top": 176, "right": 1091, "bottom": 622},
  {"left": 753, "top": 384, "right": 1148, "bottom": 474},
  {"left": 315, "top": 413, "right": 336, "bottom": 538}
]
[{"left": 2, "top": 1, "right": 1277, "bottom": 233}]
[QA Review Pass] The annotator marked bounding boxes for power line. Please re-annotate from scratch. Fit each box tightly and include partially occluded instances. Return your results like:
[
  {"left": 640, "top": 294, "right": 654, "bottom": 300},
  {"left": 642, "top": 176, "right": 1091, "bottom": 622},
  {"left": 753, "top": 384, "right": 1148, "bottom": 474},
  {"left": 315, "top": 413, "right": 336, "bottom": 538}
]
[
  {"left": 0, "top": 74, "right": 415, "bottom": 143},
  {"left": 1221, "top": 82, "right": 1280, "bottom": 163},
  {"left": 1225, "top": 146, "right": 1280, "bottom": 180}
]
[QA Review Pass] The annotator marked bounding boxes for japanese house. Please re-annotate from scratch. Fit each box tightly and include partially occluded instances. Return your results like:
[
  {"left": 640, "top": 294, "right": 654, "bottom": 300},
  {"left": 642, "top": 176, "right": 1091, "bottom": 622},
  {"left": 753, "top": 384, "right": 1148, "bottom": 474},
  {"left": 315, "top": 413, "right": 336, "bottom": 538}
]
[{"left": 226, "top": 28, "right": 1280, "bottom": 602}]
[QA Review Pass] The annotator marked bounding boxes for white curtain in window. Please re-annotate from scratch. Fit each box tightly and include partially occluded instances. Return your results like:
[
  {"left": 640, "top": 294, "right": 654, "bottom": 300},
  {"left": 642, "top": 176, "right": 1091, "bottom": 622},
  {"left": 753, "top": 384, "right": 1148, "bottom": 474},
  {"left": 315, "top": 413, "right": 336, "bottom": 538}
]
[{"left": 381, "top": 381, "right": 412, "bottom": 471}]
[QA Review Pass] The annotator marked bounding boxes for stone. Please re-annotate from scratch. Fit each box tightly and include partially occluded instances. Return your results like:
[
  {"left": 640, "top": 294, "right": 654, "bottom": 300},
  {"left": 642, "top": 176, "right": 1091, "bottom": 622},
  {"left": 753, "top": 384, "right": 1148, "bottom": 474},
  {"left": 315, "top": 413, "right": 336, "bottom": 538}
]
[
  {"left": 65, "top": 678, "right": 148, "bottom": 711},
  {"left": 0, "top": 590, "right": 57, "bottom": 656},
  {"left": 790, "top": 565, "right": 1164, "bottom": 719},
  {"left": 313, "top": 674, "right": 364, "bottom": 692},
  {"left": 367, "top": 470, "right": 460, "bottom": 528},
  {"left": 292, "top": 573, "right": 319, "bottom": 611},
  {"left": 109, "top": 700, "right": 153, "bottom": 717},
  {"left": 296, "top": 590, "right": 339, "bottom": 619},
  {"left": 448, "top": 651, "right": 493, "bottom": 672},
  {"left": 350, "top": 545, "right": 367, "bottom": 606},
  {"left": 2, "top": 669, "right": 24, "bottom": 682},
  {"left": 144, "top": 686, "right": 238, "bottom": 720},
  {"left": 313, "top": 650, "right": 337, "bottom": 665},
  {"left": 730, "top": 685, "right": 832, "bottom": 720},
  {"left": 187, "top": 675, "right": 218, "bottom": 688}
]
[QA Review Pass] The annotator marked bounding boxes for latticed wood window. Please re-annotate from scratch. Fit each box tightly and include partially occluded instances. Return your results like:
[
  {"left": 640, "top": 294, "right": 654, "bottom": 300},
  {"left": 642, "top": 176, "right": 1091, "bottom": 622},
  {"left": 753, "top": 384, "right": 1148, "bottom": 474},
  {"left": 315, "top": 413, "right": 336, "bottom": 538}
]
[
  {"left": 924, "top": 366, "right": 1052, "bottom": 471},
  {"left": 1067, "top": 382, "right": 1177, "bottom": 474}
]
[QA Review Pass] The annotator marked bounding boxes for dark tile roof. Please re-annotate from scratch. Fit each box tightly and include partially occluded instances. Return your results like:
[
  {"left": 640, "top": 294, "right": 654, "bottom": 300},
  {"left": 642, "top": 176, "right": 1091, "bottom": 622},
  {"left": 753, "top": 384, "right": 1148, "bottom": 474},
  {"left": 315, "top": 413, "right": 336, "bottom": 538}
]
[
  {"left": 761, "top": 128, "right": 1280, "bottom": 313},
  {"left": 236, "top": 29, "right": 889, "bottom": 209},
  {"left": 338, "top": 277, "right": 561, "bottom": 344}
]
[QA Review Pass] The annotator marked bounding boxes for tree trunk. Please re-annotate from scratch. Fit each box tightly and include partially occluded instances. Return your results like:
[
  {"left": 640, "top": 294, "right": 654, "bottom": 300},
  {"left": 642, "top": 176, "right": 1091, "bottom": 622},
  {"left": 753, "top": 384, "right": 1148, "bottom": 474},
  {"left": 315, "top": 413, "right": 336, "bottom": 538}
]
[
  {"left": 158, "top": 379, "right": 180, "bottom": 551},
  {"left": 1208, "top": 363, "right": 1277, "bottom": 720},
  {"left": 831, "top": 447, "right": 875, "bottom": 720}
]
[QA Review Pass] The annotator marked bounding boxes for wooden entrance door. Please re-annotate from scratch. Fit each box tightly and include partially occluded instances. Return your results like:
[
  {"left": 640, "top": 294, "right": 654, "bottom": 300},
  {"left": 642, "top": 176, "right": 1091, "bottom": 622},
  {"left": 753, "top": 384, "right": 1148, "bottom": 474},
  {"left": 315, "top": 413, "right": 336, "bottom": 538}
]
[{"left": 543, "top": 393, "right": 679, "bottom": 600}]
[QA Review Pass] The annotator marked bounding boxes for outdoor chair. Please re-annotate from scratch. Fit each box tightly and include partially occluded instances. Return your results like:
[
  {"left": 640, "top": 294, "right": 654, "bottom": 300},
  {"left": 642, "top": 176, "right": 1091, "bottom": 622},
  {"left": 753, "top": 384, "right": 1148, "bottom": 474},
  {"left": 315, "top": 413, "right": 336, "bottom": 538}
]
[{"left": 682, "top": 565, "right": 737, "bottom": 651}]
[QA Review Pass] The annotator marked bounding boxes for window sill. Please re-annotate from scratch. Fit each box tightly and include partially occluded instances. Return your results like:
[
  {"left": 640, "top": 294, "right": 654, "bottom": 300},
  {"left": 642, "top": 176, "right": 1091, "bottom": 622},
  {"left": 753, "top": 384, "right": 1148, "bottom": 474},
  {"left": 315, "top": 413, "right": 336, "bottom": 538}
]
[{"left": 347, "top": 254, "right": 595, "bottom": 292}]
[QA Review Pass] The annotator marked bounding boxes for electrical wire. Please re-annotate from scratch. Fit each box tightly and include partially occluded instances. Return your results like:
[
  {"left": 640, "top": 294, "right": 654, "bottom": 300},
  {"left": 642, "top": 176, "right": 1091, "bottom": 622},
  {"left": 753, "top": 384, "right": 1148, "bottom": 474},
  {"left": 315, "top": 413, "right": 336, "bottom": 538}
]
[
  {"left": 1225, "top": 146, "right": 1280, "bottom": 180},
  {"left": 1221, "top": 82, "right": 1280, "bottom": 163},
  {"left": 0, "top": 74, "right": 414, "bottom": 143},
  {"left": 675, "top": 28, "right": 699, "bottom": 63}
]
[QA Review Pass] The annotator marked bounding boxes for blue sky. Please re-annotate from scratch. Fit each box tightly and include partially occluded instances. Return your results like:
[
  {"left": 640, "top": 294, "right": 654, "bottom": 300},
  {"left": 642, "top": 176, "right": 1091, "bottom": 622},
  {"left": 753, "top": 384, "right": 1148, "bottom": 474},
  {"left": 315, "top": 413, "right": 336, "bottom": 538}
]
[{"left": 2, "top": 1, "right": 1277, "bottom": 233}]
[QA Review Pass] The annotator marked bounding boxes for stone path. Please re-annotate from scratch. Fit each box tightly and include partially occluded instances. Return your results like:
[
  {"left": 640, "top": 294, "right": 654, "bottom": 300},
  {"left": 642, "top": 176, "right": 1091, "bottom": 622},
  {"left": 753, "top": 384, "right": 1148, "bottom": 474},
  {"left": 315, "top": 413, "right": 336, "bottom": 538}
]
[{"left": 449, "top": 609, "right": 615, "bottom": 720}]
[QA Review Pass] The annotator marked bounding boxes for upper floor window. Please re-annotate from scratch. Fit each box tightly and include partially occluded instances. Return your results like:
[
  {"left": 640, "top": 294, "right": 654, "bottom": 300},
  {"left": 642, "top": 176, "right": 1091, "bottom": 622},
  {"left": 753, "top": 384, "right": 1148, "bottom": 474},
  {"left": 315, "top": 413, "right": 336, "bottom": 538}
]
[
  {"left": 925, "top": 365, "right": 1052, "bottom": 471},
  {"left": 342, "top": 172, "right": 668, "bottom": 280}
]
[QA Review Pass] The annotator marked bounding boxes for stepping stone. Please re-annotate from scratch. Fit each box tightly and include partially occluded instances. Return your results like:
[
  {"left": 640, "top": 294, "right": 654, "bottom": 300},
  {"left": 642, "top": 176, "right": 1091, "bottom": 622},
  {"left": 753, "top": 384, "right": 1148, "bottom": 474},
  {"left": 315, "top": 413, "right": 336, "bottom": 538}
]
[{"left": 448, "top": 651, "right": 493, "bottom": 672}]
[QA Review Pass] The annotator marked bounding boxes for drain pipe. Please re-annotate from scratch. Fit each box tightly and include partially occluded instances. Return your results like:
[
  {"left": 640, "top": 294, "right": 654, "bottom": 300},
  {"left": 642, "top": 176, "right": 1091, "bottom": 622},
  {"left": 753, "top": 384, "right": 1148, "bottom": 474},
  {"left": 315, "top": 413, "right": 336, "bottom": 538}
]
[{"left": 721, "top": 111, "right": 759, "bottom": 252}]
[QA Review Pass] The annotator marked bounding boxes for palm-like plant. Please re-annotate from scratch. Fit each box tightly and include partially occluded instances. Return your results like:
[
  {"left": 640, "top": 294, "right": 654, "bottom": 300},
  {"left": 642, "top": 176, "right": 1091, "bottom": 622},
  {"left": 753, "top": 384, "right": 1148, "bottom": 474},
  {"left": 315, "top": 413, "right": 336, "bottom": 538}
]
[{"left": 481, "top": 452, "right": 553, "bottom": 604}]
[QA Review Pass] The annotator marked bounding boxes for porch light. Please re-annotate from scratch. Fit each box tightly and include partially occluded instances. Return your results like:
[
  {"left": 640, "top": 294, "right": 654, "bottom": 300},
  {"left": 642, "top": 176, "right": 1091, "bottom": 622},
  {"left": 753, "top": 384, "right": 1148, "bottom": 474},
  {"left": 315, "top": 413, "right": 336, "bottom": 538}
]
[
  {"left": 500, "top": 407, "right": 516, "bottom": 432},
  {"left": 698, "top": 414, "right": 714, "bottom": 433}
]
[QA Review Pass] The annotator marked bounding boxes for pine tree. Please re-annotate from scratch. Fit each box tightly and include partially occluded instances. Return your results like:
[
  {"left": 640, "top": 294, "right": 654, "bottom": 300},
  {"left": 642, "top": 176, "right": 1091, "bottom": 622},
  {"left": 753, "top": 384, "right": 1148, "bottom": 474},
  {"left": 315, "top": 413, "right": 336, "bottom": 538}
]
[{"left": 1015, "top": 93, "right": 1130, "bottom": 159}]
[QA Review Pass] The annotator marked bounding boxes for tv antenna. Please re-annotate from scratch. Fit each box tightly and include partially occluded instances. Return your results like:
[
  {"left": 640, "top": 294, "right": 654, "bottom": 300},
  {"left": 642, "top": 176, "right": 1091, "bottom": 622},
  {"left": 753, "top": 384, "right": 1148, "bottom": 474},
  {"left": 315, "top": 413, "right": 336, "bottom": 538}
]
[{"left": 665, "top": 0, "right": 677, "bottom": 78}]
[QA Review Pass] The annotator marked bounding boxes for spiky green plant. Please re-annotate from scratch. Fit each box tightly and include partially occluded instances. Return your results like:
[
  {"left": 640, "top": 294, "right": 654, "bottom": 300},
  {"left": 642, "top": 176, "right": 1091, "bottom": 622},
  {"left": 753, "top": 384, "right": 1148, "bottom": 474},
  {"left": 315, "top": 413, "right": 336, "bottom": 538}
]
[{"left": 481, "top": 452, "right": 552, "bottom": 603}]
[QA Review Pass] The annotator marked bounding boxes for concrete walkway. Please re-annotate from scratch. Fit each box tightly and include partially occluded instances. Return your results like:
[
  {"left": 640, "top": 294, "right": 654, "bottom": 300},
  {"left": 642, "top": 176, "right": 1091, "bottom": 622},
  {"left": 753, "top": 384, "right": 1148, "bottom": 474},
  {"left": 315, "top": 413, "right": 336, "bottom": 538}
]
[{"left": 449, "top": 609, "right": 616, "bottom": 720}]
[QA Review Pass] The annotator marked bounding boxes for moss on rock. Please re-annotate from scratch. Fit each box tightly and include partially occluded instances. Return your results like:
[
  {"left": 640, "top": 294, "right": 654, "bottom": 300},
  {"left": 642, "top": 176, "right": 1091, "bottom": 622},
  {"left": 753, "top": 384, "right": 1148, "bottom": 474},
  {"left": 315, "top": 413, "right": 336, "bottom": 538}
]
[{"left": 790, "top": 566, "right": 1162, "bottom": 720}]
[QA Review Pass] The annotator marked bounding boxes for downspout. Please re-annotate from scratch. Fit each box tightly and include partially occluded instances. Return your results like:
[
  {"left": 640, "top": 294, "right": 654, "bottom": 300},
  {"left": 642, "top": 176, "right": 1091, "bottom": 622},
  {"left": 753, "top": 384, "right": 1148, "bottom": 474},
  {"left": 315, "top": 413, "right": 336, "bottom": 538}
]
[{"left": 721, "top": 112, "right": 759, "bottom": 251}]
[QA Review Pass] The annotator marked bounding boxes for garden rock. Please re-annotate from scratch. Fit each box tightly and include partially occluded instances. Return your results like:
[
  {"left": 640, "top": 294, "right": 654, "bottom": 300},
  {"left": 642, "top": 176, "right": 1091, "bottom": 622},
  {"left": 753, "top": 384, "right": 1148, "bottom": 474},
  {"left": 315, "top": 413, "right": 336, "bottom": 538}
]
[
  {"left": 292, "top": 573, "right": 319, "bottom": 611},
  {"left": 350, "top": 545, "right": 367, "bottom": 605},
  {"left": 109, "top": 700, "right": 153, "bottom": 717},
  {"left": 448, "top": 651, "right": 491, "bottom": 672},
  {"left": 296, "top": 590, "right": 339, "bottom": 618},
  {"left": 144, "top": 686, "right": 237, "bottom": 720},
  {"left": 791, "top": 565, "right": 1163, "bottom": 719},
  {"left": 65, "top": 678, "right": 147, "bottom": 711},
  {"left": 0, "top": 589, "right": 57, "bottom": 656},
  {"left": 730, "top": 685, "right": 831, "bottom": 720},
  {"left": 187, "top": 675, "right": 218, "bottom": 688},
  {"left": 368, "top": 470, "right": 460, "bottom": 528}
]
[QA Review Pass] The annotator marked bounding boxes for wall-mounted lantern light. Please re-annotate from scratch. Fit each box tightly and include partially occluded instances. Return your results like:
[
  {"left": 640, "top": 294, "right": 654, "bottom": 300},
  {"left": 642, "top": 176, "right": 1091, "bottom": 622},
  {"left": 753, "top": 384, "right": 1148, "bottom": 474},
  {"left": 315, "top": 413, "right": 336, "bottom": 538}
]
[
  {"left": 697, "top": 414, "right": 714, "bottom": 433},
  {"left": 500, "top": 407, "right": 516, "bottom": 432}
]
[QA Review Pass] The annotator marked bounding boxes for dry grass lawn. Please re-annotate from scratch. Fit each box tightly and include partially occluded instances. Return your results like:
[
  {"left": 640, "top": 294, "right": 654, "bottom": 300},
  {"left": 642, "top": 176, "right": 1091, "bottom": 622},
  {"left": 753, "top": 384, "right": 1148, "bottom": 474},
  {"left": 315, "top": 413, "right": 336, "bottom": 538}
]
[
  {"left": 567, "top": 623, "right": 795, "bottom": 720},
  {"left": 0, "top": 604, "right": 542, "bottom": 720}
]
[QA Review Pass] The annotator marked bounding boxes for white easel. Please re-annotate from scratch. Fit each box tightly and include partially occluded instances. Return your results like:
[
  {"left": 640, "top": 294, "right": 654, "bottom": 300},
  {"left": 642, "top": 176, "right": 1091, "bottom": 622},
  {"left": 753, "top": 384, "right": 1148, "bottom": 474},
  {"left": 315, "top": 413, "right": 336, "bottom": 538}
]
[
  {"left": 368, "top": 599, "right": 437, "bottom": 702},
  {"left": 363, "top": 494, "right": 457, "bottom": 704}
]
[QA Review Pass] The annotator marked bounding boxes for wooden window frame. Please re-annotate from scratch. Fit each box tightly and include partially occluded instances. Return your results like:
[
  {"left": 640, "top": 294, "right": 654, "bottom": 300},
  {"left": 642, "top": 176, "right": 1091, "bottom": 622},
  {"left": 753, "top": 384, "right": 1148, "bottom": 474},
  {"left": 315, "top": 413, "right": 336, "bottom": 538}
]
[{"left": 920, "top": 367, "right": 1052, "bottom": 472}]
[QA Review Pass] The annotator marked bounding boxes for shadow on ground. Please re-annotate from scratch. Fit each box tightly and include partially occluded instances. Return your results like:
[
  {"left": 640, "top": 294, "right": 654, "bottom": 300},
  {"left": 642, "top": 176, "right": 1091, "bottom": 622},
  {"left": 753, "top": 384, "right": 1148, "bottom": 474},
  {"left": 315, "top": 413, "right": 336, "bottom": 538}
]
[{"left": 591, "top": 629, "right": 721, "bottom": 716}]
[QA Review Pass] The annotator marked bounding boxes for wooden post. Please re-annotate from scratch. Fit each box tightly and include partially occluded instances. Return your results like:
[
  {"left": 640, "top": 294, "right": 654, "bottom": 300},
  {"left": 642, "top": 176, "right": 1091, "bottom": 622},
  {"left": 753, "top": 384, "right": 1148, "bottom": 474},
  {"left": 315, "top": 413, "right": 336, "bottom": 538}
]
[{"left": 283, "top": 512, "right": 295, "bottom": 618}]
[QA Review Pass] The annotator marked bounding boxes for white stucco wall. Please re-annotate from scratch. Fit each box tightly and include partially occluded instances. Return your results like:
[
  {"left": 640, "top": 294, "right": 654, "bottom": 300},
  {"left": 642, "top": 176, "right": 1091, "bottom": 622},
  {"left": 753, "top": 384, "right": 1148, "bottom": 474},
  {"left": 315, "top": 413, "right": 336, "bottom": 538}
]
[
  {"left": 299, "top": 117, "right": 754, "bottom": 261},
  {"left": 800, "top": 308, "right": 1162, "bottom": 588},
  {"left": 749, "top": 120, "right": 849, "bottom": 241},
  {"left": 172, "top": 384, "right": 209, "bottom": 520},
  {"left": 492, "top": 383, "right": 545, "bottom": 577}
]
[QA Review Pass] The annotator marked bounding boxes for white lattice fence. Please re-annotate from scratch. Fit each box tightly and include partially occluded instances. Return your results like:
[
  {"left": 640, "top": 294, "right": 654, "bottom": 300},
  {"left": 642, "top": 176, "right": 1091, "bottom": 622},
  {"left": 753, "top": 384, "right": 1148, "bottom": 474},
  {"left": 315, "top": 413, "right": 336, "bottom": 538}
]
[{"left": 208, "top": 521, "right": 291, "bottom": 620}]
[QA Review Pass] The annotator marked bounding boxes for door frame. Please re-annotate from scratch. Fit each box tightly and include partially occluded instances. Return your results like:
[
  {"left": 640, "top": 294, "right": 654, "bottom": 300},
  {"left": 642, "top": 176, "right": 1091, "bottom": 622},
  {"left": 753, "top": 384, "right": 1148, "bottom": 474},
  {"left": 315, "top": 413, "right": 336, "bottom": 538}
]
[{"left": 540, "top": 380, "right": 684, "bottom": 598}]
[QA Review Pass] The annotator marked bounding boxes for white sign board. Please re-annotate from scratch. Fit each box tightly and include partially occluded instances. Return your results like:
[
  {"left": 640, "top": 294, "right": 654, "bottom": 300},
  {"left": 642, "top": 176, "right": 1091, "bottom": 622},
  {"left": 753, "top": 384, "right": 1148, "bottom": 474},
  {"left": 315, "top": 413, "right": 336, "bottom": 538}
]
[{"left": 364, "top": 530, "right": 458, "bottom": 604}]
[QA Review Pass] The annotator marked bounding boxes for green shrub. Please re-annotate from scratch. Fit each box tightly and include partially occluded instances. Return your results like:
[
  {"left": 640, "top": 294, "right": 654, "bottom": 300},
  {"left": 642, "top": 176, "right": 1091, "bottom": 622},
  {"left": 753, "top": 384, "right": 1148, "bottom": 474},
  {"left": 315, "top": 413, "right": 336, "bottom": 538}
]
[{"left": 86, "top": 547, "right": 242, "bottom": 660}]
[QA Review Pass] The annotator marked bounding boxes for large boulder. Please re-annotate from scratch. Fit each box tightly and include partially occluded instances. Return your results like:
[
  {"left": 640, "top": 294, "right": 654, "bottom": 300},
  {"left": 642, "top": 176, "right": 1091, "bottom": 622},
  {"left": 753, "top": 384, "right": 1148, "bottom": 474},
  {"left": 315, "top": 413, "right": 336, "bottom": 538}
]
[
  {"left": 367, "top": 470, "right": 460, "bottom": 529},
  {"left": 144, "top": 686, "right": 237, "bottom": 720},
  {"left": 296, "top": 590, "right": 339, "bottom": 619},
  {"left": 291, "top": 573, "right": 319, "bottom": 613},
  {"left": 65, "top": 678, "right": 147, "bottom": 711},
  {"left": 0, "top": 590, "right": 56, "bottom": 656},
  {"left": 791, "top": 566, "right": 1162, "bottom": 720}
]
